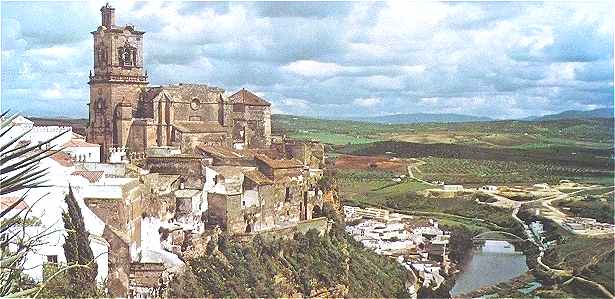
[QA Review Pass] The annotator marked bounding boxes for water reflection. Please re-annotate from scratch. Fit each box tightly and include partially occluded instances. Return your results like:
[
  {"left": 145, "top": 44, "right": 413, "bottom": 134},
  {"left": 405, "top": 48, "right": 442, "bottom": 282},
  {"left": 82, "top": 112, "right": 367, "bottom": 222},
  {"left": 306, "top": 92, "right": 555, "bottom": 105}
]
[{"left": 450, "top": 240, "right": 528, "bottom": 296}]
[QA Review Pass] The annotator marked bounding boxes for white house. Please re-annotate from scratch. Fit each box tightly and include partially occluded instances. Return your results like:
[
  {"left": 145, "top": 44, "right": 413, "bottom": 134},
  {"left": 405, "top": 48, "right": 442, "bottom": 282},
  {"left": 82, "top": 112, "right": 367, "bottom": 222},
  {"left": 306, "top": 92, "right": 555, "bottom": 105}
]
[
  {"left": 442, "top": 185, "right": 463, "bottom": 191},
  {"left": 480, "top": 185, "right": 498, "bottom": 193},
  {"left": 0, "top": 153, "right": 110, "bottom": 284},
  {"left": 63, "top": 136, "right": 101, "bottom": 163}
]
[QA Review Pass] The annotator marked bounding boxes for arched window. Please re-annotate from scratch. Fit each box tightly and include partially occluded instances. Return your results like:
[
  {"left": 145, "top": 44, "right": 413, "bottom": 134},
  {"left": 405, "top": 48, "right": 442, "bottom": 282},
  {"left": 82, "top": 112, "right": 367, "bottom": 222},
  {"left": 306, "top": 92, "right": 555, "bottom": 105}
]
[
  {"left": 96, "top": 97, "right": 105, "bottom": 110},
  {"left": 118, "top": 41, "right": 136, "bottom": 67}
]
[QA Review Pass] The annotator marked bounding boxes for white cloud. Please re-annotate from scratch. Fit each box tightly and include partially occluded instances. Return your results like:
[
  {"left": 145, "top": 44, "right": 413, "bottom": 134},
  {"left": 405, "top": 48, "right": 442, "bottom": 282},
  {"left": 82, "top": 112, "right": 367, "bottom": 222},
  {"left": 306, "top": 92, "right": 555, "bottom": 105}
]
[
  {"left": 1, "top": 1, "right": 612, "bottom": 118},
  {"left": 40, "top": 83, "right": 63, "bottom": 99},
  {"left": 353, "top": 97, "right": 382, "bottom": 108},
  {"left": 361, "top": 75, "right": 404, "bottom": 90},
  {"left": 281, "top": 60, "right": 344, "bottom": 78}
]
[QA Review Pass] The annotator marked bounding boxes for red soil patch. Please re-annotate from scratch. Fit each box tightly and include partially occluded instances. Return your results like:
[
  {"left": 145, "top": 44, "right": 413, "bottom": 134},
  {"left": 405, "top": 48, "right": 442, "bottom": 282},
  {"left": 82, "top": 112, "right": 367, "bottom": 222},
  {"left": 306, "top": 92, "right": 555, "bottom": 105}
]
[{"left": 334, "top": 154, "right": 406, "bottom": 172}]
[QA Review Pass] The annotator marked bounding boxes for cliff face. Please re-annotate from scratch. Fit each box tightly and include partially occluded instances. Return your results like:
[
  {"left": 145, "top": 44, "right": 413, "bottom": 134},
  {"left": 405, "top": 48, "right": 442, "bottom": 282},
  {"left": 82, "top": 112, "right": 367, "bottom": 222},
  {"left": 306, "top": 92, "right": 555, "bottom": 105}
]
[{"left": 168, "top": 224, "right": 413, "bottom": 298}]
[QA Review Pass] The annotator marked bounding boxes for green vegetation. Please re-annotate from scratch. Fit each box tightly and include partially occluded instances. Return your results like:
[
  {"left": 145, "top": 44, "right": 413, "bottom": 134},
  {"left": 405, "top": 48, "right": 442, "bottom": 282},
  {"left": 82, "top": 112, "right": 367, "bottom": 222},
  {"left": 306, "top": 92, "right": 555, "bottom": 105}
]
[
  {"left": 519, "top": 207, "right": 614, "bottom": 296},
  {"left": 169, "top": 228, "right": 412, "bottom": 298},
  {"left": 288, "top": 131, "right": 381, "bottom": 145},
  {"left": 273, "top": 114, "right": 614, "bottom": 149},
  {"left": 553, "top": 194, "right": 614, "bottom": 224},
  {"left": 61, "top": 188, "right": 98, "bottom": 297},
  {"left": 276, "top": 114, "right": 613, "bottom": 185}
]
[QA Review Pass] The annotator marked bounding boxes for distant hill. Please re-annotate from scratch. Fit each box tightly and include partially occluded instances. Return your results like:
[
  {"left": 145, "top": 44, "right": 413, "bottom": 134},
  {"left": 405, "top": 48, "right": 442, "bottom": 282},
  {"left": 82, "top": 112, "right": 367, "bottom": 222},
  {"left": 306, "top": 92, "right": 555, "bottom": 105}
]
[
  {"left": 527, "top": 108, "right": 613, "bottom": 121},
  {"left": 333, "top": 113, "right": 493, "bottom": 124},
  {"left": 28, "top": 116, "right": 88, "bottom": 135}
]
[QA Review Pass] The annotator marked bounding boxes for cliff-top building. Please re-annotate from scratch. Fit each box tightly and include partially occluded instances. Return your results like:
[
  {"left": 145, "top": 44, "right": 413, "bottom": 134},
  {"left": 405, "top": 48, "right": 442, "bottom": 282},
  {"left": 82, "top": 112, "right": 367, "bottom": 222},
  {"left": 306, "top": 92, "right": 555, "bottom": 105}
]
[
  {"left": 87, "top": 4, "right": 271, "bottom": 160},
  {"left": 77, "top": 5, "right": 328, "bottom": 296}
]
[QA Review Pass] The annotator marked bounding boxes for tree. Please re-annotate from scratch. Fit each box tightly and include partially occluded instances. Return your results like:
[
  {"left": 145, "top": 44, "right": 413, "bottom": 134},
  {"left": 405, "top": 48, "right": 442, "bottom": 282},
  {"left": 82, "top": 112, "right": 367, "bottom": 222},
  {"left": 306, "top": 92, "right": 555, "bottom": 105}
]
[{"left": 62, "top": 187, "right": 98, "bottom": 297}]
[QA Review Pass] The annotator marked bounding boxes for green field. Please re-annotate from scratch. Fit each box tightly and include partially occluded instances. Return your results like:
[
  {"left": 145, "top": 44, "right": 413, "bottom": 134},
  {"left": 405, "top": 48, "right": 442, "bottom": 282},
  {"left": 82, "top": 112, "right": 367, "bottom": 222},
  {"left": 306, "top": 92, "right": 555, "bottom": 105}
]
[
  {"left": 288, "top": 131, "right": 381, "bottom": 145},
  {"left": 273, "top": 114, "right": 614, "bottom": 149}
]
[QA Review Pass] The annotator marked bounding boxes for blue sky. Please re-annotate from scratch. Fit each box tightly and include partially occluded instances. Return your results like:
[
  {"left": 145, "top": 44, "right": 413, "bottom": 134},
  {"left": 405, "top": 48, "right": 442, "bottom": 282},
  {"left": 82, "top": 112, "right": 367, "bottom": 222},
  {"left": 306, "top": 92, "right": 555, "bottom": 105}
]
[{"left": 1, "top": 1, "right": 613, "bottom": 119}]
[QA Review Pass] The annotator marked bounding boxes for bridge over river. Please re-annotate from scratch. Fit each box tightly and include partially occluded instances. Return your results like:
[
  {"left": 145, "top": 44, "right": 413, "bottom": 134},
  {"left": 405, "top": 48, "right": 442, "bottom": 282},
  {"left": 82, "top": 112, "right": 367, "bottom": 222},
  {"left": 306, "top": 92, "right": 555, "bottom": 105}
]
[{"left": 472, "top": 231, "right": 527, "bottom": 243}]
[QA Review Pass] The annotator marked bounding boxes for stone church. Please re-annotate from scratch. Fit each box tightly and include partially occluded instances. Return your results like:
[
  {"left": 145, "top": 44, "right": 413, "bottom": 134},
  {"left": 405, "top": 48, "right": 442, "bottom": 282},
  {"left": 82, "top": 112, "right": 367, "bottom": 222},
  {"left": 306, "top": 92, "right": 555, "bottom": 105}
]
[
  {"left": 79, "top": 5, "right": 330, "bottom": 296},
  {"left": 86, "top": 4, "right": 271, "bottom": 160}
]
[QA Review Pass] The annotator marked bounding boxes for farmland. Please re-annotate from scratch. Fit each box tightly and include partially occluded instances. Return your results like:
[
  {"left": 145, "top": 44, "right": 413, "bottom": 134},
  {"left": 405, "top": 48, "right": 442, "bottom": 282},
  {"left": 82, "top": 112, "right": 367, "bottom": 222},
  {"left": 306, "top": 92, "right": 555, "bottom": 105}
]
[
  {"left": 274, "top": 114, "right": 614, "bottom": 186},
  {"left": 273, "top": 114, "right": 614, "bottom": 149}
]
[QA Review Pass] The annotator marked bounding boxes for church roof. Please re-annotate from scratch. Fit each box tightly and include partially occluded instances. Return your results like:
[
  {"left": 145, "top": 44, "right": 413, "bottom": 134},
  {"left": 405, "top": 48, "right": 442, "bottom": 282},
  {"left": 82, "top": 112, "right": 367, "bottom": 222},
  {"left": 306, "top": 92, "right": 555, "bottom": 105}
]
[
  {"left": 229, "top": 89, "right": 271, "bottom": 107},
  {"left": 145, "top": 84, "right": 226, "bottom": 104}
]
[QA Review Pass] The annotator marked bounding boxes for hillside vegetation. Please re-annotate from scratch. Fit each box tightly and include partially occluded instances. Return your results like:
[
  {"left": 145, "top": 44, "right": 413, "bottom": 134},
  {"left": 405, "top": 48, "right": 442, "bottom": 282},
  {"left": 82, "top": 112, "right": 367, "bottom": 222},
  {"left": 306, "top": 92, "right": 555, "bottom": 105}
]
[{"left": 169, "top": 223, "right": 412, "bottom": 298}]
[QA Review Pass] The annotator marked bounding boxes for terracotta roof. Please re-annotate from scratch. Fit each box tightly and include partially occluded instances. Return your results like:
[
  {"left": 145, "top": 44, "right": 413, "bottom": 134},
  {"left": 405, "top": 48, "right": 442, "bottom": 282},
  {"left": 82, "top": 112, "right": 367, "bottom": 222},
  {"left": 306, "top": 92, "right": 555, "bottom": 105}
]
[
  {"left": 244, "top": 170, "right": 273, "bottom": 185},
  {"left": 51, "top": 151, "right": 74, "bottom": 167},
  {"left": 1, "top": 197, "right": 28, "bottom": 210},
  {"left": 63, "top": 139, "right": 100, "bottom": 148},
  {"left": 71, "top": 170, "right": 104, "bottom": 183},
  {"left": 71, "top": 132, "right": 86, "bottom": 139},
  {"left": 196, "top": 145, "right": 255, "bottom": 160},
  {"left": 229, "top": 89, "right": 271, "bottom": 107},
  {"left": 210, "top": 166, "right": 246, "bottom": 178},
  {"left": 173, "top": 121, "right": 227, "bottom": 133},
  {"left": 255, "top": 154, "right": 302, "bottom": 169}
]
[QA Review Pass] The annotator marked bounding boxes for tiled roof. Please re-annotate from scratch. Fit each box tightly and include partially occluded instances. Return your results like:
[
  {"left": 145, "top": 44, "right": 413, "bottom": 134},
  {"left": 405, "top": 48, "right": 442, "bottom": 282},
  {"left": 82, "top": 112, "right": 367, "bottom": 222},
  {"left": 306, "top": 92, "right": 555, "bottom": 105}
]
[
  {"left": 71, "top": 132, "right": 86, "bottom": 139},
  {"left": 51, "top": 151, "right": 74, "bottom": 167},
  {"left": 210, "top": 166, "right": 246, "bottom": 178},
  {"left": 0, "top": 197, "right": 28, "bottom": 210},
  {"left": 196, "top": 145, "right": 255, "bottom": 160},
  {"left": 71, "top": 170, "right": 104, "bottom": 183},
  {"left": 229, "top": 89, "right": 271, "bottom": 107},
  {"left": 11, "top": 115, "right": 33, "bottom": 125},
  {"left": 255, "top": 154, "right": 302, "bottom": 169},
  {"left": 173, "top": 121, "right": 227, "bottom": 133},
  {"left": 63, "top": 139, "right": 100, "bottom": 148},
  {"left": 244, "top": 169, "right": 273, "bottom": 185}
]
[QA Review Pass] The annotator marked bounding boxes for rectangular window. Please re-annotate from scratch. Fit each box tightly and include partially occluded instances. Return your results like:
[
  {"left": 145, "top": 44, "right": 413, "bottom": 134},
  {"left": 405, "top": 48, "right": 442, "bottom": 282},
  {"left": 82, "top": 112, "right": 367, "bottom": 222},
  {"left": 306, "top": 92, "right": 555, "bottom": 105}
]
[
  {"left": 47, "top": 255, "right": 58, "bottom": 264},
  {"left": 233, "top": 104, "right": 245, "bottom": 112},
  {"left": 285, "top": 187, "right": 291, "bottom": 202},
  {"left": 189, "top": 116, "right": 201, "bottom": 121}
]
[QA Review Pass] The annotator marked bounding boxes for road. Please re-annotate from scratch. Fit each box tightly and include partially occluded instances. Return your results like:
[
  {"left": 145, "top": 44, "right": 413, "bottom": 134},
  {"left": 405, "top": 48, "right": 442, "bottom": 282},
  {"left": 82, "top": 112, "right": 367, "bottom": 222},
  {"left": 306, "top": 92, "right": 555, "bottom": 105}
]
[{"left": 507, "top": 189, "right": 615, "bottom": 298}]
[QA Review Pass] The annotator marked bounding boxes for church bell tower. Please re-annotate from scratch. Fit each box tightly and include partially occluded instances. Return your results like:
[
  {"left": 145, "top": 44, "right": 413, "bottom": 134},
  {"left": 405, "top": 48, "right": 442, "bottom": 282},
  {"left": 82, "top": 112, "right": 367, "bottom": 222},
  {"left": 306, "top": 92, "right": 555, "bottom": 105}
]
[{"left": 86, "top": 3, "right": 148, "bottom": 161}]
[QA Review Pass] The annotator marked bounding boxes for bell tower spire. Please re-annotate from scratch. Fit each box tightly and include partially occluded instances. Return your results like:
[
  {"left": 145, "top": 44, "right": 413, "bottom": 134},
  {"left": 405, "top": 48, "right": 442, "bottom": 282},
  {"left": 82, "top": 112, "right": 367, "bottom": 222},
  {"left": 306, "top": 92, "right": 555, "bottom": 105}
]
[
  {"left": 86, "top": 4, "right": 148, "bottom": 162},
  {"left": 100, "top": 3, "right": 115, "bottom": 27}
]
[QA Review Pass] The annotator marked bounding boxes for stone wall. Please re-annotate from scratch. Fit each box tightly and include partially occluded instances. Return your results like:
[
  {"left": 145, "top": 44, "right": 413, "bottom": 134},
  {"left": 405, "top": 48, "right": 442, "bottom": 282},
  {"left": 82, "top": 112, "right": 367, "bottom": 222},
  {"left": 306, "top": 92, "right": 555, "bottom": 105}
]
[
  {"left": 233, "top": 217, "right": 330, "bottom": 242},
  {"left": 145, "top": 155, "right": 203, "bottom": 189},
  {"left": 103, "top": 226, "right": 131, "bottom": 297},
  {"left": 213, "top": 178, "right": 322, "bottom": 235}
]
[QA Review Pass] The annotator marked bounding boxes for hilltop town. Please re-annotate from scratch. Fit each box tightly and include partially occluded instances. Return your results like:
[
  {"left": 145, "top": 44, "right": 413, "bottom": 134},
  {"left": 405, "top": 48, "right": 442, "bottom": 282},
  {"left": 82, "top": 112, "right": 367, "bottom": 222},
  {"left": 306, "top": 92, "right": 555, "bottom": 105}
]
[
  {"left": 1, "top": 3, "right": 613, "bottom": 299},
  {"left": 2, "top": 5, "right": 334, "bottom": 297}
]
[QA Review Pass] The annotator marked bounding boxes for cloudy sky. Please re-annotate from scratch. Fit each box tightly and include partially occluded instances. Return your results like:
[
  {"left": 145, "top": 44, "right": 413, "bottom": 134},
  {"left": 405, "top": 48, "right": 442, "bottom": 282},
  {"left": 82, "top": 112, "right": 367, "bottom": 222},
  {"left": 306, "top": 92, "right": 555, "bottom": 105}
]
[{"left": 2, "top": 1, "right": 613, "bottom": 119}]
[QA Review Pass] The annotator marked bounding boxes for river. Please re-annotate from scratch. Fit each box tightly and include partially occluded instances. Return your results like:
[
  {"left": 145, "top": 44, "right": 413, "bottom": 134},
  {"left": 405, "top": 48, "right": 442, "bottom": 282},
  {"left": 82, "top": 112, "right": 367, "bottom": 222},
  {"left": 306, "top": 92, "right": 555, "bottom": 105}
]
[{"left": 450, "top": 240, "right": 529, "bottom": 297}]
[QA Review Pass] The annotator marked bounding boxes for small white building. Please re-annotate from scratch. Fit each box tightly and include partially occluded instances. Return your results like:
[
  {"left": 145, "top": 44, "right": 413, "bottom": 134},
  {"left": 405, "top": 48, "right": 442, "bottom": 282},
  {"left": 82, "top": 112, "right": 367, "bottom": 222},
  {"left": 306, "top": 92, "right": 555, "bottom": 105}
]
[
  {"left": 63, "top": 137, "right": 101, "bottom": 163},
  {"left": 442, "top": 185, "right": 463, "bottom": 191},
  {"left": 533, "top": 183, "right": 550, "bottom": 190},
  {"left": 480, "top": 185, "right": 498, "bottom": 193}
]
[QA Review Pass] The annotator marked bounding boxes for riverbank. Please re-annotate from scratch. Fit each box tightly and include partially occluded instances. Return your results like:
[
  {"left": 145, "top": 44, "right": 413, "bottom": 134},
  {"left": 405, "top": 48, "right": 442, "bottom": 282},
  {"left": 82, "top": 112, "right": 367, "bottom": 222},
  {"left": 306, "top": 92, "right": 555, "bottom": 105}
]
[{"left": 450, "top": 240, "right": 529, "bottom": 297}]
